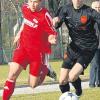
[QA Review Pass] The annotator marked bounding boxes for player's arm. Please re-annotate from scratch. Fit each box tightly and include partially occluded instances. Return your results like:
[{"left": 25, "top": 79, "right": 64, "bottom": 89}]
[
  {"left": 53, "top": 17, "right": 61, "bottom": 27},
  {"left": 53, "top": 6, "right": 63, "bottom": 28},
  {"left": 43, "top": 11, "right": 58, "bottom": 44},
  {"left": 13, "top": 3, "right": 27, "bottom": 46},
  {"left": 13, "top": 21, "right": 24, "bottom": 45},
  {"left": 53, "top": 6, "right": 66, "bottom": 29}
]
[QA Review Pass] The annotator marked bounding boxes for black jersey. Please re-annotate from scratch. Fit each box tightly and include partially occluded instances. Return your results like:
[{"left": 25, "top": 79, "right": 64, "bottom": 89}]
[{"left": 57, "top": 4, "right": 100, "bottom": 50}]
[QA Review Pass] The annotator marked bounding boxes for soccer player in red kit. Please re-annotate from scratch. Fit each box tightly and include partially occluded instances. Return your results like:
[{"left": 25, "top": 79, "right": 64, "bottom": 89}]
[{"left": 2, "top": 0, "right": 57, "bottom": 100}]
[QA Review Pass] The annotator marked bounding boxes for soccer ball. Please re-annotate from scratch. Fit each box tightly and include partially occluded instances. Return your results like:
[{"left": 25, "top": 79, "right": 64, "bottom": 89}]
[{"left": 59, "top": 92, "right": 79, "bottom": 100}]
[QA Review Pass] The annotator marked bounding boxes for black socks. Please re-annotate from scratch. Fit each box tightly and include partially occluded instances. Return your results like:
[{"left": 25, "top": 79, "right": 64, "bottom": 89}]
[
  {"left": 59, "top": 78, "right": 82, "bottom": 96},
  {"left": 72, "top": 77, "right": 82, "bottom": 96},
  {"left": 59, "top": 83, "right": 70, "bottom": 93}
]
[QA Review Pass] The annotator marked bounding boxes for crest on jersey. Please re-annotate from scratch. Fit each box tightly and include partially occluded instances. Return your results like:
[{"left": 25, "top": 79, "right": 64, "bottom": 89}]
[{"left": 80, "top": 15, "right": 88, "bottom": 24}]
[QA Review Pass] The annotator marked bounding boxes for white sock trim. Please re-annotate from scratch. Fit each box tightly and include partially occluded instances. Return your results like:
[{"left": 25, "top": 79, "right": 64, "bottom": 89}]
[{"left": 4, "top": 86, "right": 9, "bottom": 90}]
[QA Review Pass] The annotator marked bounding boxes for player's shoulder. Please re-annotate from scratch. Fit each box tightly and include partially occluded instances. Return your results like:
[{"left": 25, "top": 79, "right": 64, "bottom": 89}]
[
  {"left": 41, "top": 8, "right": 49, "bottom": 13},
  {"left": 22, "top": 3, "right": 29, "bottom": 11},
  {"left": 83, "top": 4, "right": 95, "bottom": 13},
  {"left": 62, "top": 3, "right": 72, "bottom": 9},
  {"left": 40, "top": 8, "right": 51, "bottom": 18},
  {"left": 61, "top": 3, "right": 73, "bottom": 13},
  {"left": 82, "top": 4, "right": 92, "bottom": 10},
  {"left": 82, "top": 4, "right": 95, "bottom": 14}
]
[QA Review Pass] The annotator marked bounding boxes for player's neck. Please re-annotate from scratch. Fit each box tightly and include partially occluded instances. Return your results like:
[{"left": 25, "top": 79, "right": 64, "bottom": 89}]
[{"left": 73, "top": 4, "right": 84, "bottom": 9}]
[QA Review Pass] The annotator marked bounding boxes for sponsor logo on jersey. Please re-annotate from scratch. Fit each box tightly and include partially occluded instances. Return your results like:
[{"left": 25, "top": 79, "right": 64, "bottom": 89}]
[{"left": 24, "top": 18, "right": 38, "bottom": 28}]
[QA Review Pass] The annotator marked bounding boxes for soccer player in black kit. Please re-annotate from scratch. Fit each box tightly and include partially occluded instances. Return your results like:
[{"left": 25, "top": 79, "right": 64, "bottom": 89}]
[{"left": 53, "top": 0, "right": 100, "bottom": 97}]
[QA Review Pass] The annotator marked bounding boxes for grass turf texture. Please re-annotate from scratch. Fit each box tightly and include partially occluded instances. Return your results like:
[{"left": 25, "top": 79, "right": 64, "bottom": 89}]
[
  {"left": 0, "top": 88, "right": 99, "bottom": 100},
  {"left": 0, "top": 60, "right": 89, "bottom": 89}
]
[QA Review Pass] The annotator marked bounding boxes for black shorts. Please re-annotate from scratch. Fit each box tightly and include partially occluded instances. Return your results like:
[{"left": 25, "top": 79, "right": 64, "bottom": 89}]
[{"left": 62, "top": 43, "right": 97, "bottom": 69}]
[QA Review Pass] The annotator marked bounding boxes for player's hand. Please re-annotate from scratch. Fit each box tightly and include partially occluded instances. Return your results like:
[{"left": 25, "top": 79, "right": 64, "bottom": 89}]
[
  {"left": 48, "top": 35, "right": 56, "bottom": 44},
  {"left": 52, "top": 17, "right": 60, "bottom": 27}
]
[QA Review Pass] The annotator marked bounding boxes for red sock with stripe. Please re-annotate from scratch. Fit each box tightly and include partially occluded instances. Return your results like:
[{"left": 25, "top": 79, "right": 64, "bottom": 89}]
[{"left": 2, "top": 80, "right": 15, "bottom": 100}]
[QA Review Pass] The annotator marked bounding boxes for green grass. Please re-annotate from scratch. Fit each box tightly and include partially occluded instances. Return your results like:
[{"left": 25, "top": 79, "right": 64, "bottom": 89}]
[
  {"left": 0, "top": 64, "right": 29, "bottom": 88},
  {"left": 0, "top": 60, "right": 90, "bottom": 88},
  {"left": 0, "top": 88, "right": 99, "bottom": 100},
  {"left": 0, "top": 61, "right": 62, "bottom": 88},
  {"left": 0, "top": 62, "right": 96, "bottom": 100}
]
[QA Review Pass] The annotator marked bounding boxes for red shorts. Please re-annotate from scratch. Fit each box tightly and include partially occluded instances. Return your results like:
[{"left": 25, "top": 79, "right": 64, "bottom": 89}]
[{"left": 12, "top": 46, "right": 43, "bottom": 76}]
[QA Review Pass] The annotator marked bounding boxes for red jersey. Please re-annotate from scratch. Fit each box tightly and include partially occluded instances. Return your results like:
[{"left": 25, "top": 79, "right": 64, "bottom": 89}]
[{"left": 20, "top": 3, "right": 57, "bottom": 53}]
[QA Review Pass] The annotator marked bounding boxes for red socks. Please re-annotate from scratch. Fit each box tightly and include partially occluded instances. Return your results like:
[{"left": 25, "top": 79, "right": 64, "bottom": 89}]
[
  {"left": 2, "top": 80, "right": 15, "bottom": 100},
  {"left": 39, "top": 65, "right": 48, "bottom": 84}
]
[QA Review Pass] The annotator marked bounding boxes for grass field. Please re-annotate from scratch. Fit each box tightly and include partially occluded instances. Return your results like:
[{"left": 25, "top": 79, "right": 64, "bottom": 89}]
[
  {"left": 0, "top": 88, "right": 100, "bottom": 100},
  {"left": 0, "top": 60, "right": 89, "bottom": 88},
  {"left": 0, "top": 61, "right": 99, "bottom": 100}
]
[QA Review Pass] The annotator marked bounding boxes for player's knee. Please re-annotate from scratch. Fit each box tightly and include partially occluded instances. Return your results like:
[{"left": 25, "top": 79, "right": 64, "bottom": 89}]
[
  {"left": 8, "top": 73, "right": 18, "bottom": 81},
  {"left": 69, "top": 74, "right": 77, "bottom": 82},
  {"left": 29, "top": 79, "right": 38, "bottom": 88},
  {"left": 8, "top": 62, "right": 22, "bottom": 81},
  {"left": 29, "top": 82, "right": 37, "bottom": 88}
]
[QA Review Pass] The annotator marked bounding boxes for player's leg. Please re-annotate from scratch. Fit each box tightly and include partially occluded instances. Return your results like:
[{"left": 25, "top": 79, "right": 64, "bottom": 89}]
[
  {"left": 59, "top": 51, "right": 72, "bottom": 93},
  {"left": 45, "top": 54, "right": 57, "bottom": 81},
  {"left": 47, "top": 65, "right": 57, "bottom": 81},
  {"left": 38, "top": 53, "right": 49, "bottom": 84},
  {"left": 28, "top": 61, "right": 41, "bottom": 88},
  {"left": 28, "top": 50, "right": 48, "bottom": 87},
  {"left": 68, "top": 62, "right": 83, "bottom": 97},
  {"left": 28, "top": 61, "right": 48, "bottom": 87},
  {"left": 28, "top": 52, "right": 48, "bottom": 87},
  {"left": 3, "top": 46, "right": 28, "bottom": 100},
  {"left": 29, "top": 75, "right": 40, "bottom": 88},
  {"left": 3, "top": 62, "right": 23, "bottom": 100},
  {"left": 59, "top": 68, "right": 70, "bottom": 93},
  {"left": 69, "top": 49, "right": 96, "bottom": 96},
  {"left": 38, "top": 53, "right": 57, "bottom": 82},
  {"left": 38, "top": 64, "right": 49, "bottom": 85},
  {"left": 62, "top": 45, "right": 83, "bottom": 96},
  {"left": 69, "top": 63, "right": 83, "bottom": 82}
]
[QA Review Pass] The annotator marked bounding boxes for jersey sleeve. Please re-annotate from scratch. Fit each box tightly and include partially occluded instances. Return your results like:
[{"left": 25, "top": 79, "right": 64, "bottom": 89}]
[
  {"left": 91, "top": 9, "right": 100, "bottom": 32},
  {"left": 21, "top": 3, "right": 28, "bottom": 18},
  {"left": 43, "top": 11, "right": 58, "bottom": 35},
  {"left": 55, "top": 5, "right": 68, "bottom": 29},
  {"left": 55, "top": 6, "right": 64, "bottom": 29},
  {"left": 57, "top": 6, "right": 65, "bottom": 21}
]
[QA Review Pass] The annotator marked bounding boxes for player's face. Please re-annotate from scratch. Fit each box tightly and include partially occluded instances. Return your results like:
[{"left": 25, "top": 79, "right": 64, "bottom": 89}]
[
  {"left": 93, "top": 3, "right": 100, "bottom": 13},
  {"left": 72, "top": 0, "right": 83, "bottom": 9},
  {"left": 28, "top": 0, "right": 41, "bottom": 12}
]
